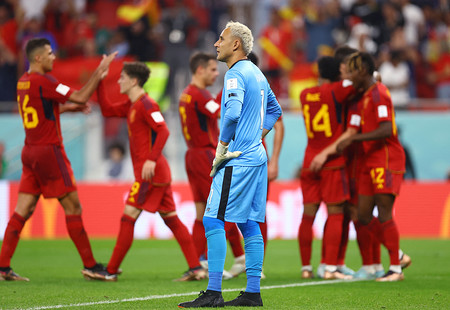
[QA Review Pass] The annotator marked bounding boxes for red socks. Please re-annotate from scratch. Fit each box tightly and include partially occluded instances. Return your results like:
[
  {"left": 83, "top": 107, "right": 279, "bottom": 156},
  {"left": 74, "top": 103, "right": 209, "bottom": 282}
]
[
  {"left": 65, "top": 214, "right": 96, "bottom": 268},
  {"left": 107, "top": 214, "right": 136, "bottom": 274},
  {"left": 164, "top": 215, "right": 200, "bottom": 269},
  {"left": 225, "top": 222, "right": 244, "bottom": 258},
  {"left": 354, "top": 220, "right": 373, "bottom": 266},
  {"left": 298, "top": 214, "right": 314, "bottom": 266},
  {"left": 380, "top": 219, "right": 400, "bottom": 265},
  {"left": 192, "top": 219, "right": 206, "bottom": 258},
  {"left": 368, "top": 217, "right": 382, "bottom": 264},
  {"left": 323, "top": 213, "right": 344, "bottom": 266},
  {"left": 0, "top": 212, "right": 26, "bottom": 267},
  {"left": 337, "top": 214, "right": 351, "bottom": 265}
]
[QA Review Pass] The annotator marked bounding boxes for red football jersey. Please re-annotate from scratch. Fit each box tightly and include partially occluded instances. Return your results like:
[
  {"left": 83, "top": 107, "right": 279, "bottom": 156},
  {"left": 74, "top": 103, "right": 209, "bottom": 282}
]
[
  {"left": 17, "top": 72, "right": 74, "bottom": 146},
  {"left": 300, "top": 80, "right": 355, "bottom": 168},
  {"left": 97, "top": 82, "right": 171, "bottom": 184},
  {"left": 179, "top": 84, "right": 220, "bottom": 149},
  {"left": 358, "top": 82, "right": 405, "bottom": 171}
]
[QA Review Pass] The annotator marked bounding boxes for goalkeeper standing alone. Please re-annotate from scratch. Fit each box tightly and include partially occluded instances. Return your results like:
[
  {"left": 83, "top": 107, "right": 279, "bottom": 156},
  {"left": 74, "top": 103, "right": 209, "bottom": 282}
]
[{"left": 178, "top": 21, "right": 282, "bottom": 308}]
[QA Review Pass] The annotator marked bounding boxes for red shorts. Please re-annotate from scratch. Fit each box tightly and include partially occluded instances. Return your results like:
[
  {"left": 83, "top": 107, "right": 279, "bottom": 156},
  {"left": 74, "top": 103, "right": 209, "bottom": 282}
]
[
  {"left": 125, "top": 180, "right": 175, "bottom": 213},
  {"left": 19, "top": 144, "right": 77, "bottom": 198},
  {"left": 300, "top": 167, "right": 349, "bottom": 205},
  {"left": 185, "top": 147, "right": 215, "bottom": 202},
  {"left": 358, "top": 166, "right": 404, "bottom": 196}
]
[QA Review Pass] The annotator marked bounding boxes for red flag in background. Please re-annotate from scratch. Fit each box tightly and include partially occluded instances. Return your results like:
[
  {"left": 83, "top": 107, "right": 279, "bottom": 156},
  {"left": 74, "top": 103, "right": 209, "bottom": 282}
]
[
  {"left": 117, "top": 0, "right": 161, "bottom": 26},
  {"left": 52, "top": 57, "right": 135, "bottom": 103}
]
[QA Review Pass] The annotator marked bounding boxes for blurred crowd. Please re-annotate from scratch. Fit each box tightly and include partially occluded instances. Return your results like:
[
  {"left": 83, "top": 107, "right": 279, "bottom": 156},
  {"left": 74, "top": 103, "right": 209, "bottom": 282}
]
[{"left": 0, "top": 0, "right": 449, "bottom": 110}]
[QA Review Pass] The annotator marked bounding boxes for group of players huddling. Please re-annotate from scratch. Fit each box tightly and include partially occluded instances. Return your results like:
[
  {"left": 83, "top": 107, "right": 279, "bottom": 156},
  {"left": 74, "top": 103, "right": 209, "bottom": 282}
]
[{"left": 0, "top": 19, "right": 410, "bottom": 308}]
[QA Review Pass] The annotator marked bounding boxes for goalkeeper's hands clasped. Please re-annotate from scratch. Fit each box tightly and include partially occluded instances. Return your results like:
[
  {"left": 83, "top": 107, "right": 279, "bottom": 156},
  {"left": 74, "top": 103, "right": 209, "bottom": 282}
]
[{"left": 210, "top": 142, "right": 242, "bottom": 177}]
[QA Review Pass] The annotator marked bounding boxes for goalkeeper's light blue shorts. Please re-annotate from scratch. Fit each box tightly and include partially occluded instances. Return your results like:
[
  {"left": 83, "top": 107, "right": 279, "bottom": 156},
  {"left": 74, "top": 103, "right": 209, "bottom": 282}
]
[{"left": 204, "top": 163, "right": 267, "bottom": 223}]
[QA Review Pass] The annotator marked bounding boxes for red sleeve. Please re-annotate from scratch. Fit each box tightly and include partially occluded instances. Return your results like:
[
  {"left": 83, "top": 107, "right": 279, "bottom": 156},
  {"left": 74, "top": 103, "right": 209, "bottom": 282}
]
[
  {"left": 373, "top": 85, "right": 394, "bottom": 124},
  {"left": 346, "top": 100, "right": 361, "bottom": 130},
  {"left": 331, "top": 80, "right": 355, "bottom": 103},
  {"left": 140, "top": 102, "right": 170, "bottom": 162},
  {"left": 97, "top": 80, "right": 130, "bottom": 117},
  {"left": 197, "top": 91, "right": 220, "bottom": 118},
  {"left": 215, "top": 90, "right": 223, "bottom": 104},
  {"left": 40, "top": 74, "right": 74, "bottom": 103}
]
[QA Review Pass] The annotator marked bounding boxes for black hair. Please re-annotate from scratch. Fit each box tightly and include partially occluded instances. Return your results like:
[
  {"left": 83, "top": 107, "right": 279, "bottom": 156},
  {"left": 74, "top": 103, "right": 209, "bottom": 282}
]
[
  {"left": 25, "top": 38, "right": 51, "bottom": 62},
  {"left": 318, "top": 56, "right": 341, "bottom": 82},
  {"left": 122, "top": 62, "right": 150, "bottom": 87},
  {"left": 334, "top": 45, "right": 358, "bottom": 65},
  {"left": 347, "top": 52, "right": 375, "bottom": 76}
]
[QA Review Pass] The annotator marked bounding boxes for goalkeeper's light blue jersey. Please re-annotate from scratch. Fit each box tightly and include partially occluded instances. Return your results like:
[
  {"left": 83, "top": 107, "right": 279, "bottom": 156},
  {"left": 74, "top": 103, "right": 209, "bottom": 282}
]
[{"left": 219, "top": 59, "right": 282, "bottom": 167}]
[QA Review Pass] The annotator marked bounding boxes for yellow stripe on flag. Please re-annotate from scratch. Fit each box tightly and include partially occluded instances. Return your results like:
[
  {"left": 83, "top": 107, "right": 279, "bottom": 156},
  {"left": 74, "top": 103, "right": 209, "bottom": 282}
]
[
  {"left": 259, "top": 37, "right": 294, "bottom": 71},
  {"left": 440, "top": 193, "right": 450, "bottom": 239}
]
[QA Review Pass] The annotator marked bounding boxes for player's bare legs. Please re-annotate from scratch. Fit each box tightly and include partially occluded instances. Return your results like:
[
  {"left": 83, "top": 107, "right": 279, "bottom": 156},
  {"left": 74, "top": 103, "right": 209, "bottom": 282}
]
[
  {"left": 298, "top": 203, "right": 319, "bottom": 279},
  {"left": 59, "top": 191, "right": 100, "bottom": 276},
  {"left": 0, "top": 193, "right": 39, "bottom": 281}
]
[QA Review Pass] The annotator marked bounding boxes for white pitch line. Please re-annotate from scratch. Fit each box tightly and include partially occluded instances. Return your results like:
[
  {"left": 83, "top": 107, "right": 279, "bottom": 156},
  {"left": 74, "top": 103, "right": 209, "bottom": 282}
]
[{"left": 23, "top": 279, "right": 360, "bottom": 310}]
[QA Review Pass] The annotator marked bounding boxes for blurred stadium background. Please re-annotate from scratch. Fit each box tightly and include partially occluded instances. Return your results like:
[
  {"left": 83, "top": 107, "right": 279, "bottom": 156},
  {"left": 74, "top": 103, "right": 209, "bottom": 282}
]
[{"left": 0, "top": 0, "right": 449, "bottom": 241}]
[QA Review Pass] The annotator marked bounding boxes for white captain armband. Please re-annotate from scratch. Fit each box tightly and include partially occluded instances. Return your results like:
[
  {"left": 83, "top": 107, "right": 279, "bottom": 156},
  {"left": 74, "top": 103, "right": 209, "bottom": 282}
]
[
  {"left": 378, "top": 105, "right": 388, "bottom": 118},
  {"left": 205, "top": 100, "right": 220, "bottom": 114},
  {"left": 56, "top": 84, "right": 70, "bottom": 96},
  {"left": 151, "top": 111, "right": 164, "bottom": 123}
]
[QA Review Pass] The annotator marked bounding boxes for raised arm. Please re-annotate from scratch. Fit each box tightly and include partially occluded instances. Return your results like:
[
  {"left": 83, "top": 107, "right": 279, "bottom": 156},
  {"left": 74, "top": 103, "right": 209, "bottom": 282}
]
[
  {"left": 96, "top": 80, "right": 130, "bottom": 117},
  {"left": 68, "top": 52, "right": 118, "bottom": 104}
]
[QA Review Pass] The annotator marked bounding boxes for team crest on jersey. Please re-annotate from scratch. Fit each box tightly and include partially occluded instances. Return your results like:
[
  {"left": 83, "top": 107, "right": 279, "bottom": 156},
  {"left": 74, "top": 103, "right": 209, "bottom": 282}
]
[{"left": 129, "top": 109, "right": 136, "bottom": 123}]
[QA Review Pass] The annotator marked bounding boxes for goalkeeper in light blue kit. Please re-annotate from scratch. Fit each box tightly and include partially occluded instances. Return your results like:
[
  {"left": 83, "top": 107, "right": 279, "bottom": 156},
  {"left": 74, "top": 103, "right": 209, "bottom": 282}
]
[{"left": 178, "top": 21, "right": 282, "bottom": 308}]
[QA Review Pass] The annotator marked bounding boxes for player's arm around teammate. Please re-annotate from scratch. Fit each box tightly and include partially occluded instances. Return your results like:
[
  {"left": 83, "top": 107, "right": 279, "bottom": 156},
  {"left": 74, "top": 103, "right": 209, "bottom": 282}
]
[{"left": 337, "top": 52, "right": 406, "bottom": 282}]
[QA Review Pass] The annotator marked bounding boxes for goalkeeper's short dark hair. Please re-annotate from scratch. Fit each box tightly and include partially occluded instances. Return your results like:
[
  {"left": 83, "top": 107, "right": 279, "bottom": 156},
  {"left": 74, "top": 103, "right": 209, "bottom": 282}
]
[
  {"left": 122, "top": 62, "right": 150, "bottom": 87},
  {"left": 318, "top": 56, "right": 340, "bottom": 82}
]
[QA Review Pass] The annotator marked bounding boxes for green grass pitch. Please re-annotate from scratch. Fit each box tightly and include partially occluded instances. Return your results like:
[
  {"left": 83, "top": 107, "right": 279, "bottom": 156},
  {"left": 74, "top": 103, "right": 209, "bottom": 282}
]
[{"left": 1, "top": 239, "right": 449, "bottom": 309}]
